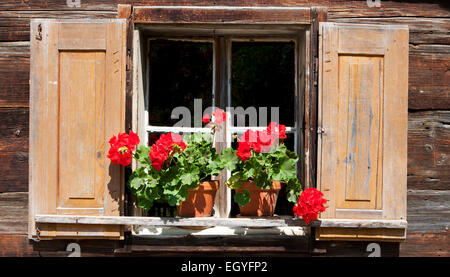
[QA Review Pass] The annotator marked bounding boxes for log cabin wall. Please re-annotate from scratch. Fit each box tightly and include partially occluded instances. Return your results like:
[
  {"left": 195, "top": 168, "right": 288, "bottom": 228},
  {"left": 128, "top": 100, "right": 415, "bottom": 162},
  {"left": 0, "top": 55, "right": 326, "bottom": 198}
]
[{"left": 0, "top": 0, "right": 448, "bottom": 257}]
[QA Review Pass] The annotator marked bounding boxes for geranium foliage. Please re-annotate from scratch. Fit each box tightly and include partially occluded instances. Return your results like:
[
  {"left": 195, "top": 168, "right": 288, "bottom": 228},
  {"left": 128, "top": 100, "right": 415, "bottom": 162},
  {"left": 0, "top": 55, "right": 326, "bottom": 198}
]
[
  {"left": 128, "top": 132, "right": 224, "bottom": 210},
  {"left": 221, "top": 122, "right": 302, "bottom": 207},
  {"left": 124, "top": 109, "right": 227, "bottom": 210}
]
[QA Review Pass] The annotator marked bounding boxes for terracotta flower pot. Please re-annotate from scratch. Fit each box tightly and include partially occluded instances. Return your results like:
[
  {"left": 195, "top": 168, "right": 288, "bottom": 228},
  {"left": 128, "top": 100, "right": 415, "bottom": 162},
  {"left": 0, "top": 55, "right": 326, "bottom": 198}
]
[
  {"left": 177, "top": 180, "right": 219, "bottom": 217},
  {"left": 236, "top": 181, "right": 282, "bottom": 217}
]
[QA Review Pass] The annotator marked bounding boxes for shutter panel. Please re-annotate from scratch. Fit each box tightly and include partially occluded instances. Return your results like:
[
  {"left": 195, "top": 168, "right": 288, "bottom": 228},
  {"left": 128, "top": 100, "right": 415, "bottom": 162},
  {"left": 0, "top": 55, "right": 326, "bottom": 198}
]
[
  {"left": 29, "top": 19, "right": 126, "bottom": 240},
  {"left": 316, "top": 23, "right": 408, "bottom": 241}
]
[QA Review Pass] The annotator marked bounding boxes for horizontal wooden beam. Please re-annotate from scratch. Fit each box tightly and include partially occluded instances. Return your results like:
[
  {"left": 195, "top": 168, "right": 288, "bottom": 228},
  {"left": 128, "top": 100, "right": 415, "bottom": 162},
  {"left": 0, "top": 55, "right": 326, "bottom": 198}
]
[
  {"left": 133, "top": 6, "right": 311, "bottom": 24},
  {"left": 35, "top": 215, "right": 407, "bottom": 229}
]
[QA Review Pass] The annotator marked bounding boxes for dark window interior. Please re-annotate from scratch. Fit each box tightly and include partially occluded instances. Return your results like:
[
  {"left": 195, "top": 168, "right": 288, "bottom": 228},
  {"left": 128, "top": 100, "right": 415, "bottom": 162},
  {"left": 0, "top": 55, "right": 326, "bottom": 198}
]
[
  {"left": 148, "top": 40, "right": 213, "bottom": 127},
  {"left": 231, "top": 42, "right": 295, "bottom": 127}
]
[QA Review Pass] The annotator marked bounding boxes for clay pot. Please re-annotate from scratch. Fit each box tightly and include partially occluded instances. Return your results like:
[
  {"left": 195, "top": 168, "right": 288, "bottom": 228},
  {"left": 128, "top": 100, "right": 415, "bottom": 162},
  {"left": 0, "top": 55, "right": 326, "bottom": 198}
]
[
  {"left": 177, "top": 180, "right": 219, "bottom": 217},
  {"left": 236, "top": 181, "right": 282, "bottom": 217}
]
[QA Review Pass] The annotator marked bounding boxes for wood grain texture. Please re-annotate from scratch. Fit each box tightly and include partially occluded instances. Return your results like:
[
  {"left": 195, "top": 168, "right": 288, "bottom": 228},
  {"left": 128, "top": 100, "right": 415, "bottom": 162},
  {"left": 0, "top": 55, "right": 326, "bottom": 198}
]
[
  {"left": 317, "top": 23, "right": 408, "bottom": 240},
  {"left": 0, "top": 42, "right": 29, "bottom": 107},
  {"left": 29, "top": 19, "right": 126, "bottom": 240},
  {"left": 0, "top": 108, "right": 28, "bottom": 193},
  {"left": 407, "top": 190, "right": 450, "bottom": 234},
  {"left": 408, "top": 110, "right": 450, "bottom": 190},
  {"left": 133, "top": 6, "right": 311, "bottom": 24},
  {"left": 400, "top": 231, "right": 450, "bottom": 257},
  {"left": 330, "top": 17, "right": 450, "bottom": 45},
  {"left": 34, "top": 214, "right": 407, "bottom": 229},
  {"left": 0, "top": 1, "right": 448, "bottom": 18},
  {"left": 0, "top": 192, "right": 28, "bottom": 234},
  {"left": 408, "top": 45, "right": 450, "bottom": 110},
  {"left": 0, "top": 0, "right": 447, "bottom": 256},
  {"left": 0, "top": 11, "right": 116, "bottom": 42}
]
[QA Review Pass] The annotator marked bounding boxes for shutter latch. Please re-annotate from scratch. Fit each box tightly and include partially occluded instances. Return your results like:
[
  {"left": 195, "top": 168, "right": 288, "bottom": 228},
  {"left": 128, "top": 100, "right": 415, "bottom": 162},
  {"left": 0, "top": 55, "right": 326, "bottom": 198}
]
[{"left": 317, "top": 127, "right": 325, "bottom": 134}]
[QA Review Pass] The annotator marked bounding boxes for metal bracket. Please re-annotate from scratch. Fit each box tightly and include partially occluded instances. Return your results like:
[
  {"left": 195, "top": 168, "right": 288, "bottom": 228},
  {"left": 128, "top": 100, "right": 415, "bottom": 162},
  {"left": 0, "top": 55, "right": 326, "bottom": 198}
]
[
  {"left": 35, "top": 23, "right": 42, "bottom": 41},
  {"left": 317, "top": 127, "right": 325, "bottom": 134}
]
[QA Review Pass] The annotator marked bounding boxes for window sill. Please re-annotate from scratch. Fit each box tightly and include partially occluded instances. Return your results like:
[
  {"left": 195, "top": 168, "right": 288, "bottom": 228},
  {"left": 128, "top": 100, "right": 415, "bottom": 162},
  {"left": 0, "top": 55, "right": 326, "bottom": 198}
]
[
  {"left": 132, "top": 225, "right": 308, "bottom": 238},
  {"left": 35, "top": 215, "right": 407, "bottom": 229}
]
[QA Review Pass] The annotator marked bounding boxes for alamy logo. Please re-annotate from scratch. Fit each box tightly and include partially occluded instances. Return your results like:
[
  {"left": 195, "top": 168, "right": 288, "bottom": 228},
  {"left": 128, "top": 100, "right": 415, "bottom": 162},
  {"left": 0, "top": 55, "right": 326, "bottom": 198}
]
[{"left": 171, "top": 99, "right": 280, "bottom": 130}]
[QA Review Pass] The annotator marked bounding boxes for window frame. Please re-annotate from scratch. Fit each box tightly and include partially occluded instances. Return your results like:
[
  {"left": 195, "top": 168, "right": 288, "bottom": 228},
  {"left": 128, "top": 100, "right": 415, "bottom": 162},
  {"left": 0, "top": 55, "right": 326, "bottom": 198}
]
[
  {"left": 31, "top": 6, "right": 408, "bottom": 242},
  {"left": 131, "top": 25, "right": 307, "bottom": 222}
]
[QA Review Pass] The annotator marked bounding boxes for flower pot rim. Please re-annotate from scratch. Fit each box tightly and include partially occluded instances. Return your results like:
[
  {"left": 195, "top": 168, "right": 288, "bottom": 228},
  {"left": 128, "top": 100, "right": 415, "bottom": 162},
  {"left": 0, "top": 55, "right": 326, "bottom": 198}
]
[
  {"left": 194, "top": 179, "right": 220, "bottom": 191},
  {"left": 237, "top": 180, "right": 282, "bottom": 191}
]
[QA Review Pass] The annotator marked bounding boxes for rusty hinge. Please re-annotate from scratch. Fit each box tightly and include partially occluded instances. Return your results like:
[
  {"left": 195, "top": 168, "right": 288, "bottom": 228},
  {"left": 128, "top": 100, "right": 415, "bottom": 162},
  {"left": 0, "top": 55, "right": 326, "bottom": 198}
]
[
  {"left": 35, "top": 23, "right": 42, "bottom": 41},
  {"left": 313, "top": 57, "right": 319, "bottom": 86},
  {"left": 126, "top": 49, "right": 131, "bottom": 71}
]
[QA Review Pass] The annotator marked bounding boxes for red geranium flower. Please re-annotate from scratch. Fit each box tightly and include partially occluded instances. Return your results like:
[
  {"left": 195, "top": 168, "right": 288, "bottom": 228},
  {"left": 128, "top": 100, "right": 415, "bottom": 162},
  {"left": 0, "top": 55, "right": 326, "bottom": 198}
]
[
  {"left": 202, "top": 113, "right": 210, "bottom": 124},
  {"left": 257, "top": 130, "right": 276, "bottom": 152},
  {"left": 149, "top": 133, "right": 187, "bottom": 171},
  {"left": 267, "top": 122, "right": 287, "bottom": 139},
  {"left": 212, "top": 109, "right": 226, "bottom": 124},
  {"left": 107, "top": 131, "right": 140, "bottom": 166},
  {"left": 293, "top": 188, "right": 327, "bottom": 224},
  {"left": 236, "top": 141, "right": 252, "bottom": 162}
]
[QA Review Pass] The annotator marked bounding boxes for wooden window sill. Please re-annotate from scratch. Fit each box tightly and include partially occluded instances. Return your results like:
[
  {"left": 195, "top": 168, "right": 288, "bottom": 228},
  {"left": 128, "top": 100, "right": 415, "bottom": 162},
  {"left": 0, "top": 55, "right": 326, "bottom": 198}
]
[{"left": 35, "top": 215, "right": 407, "bottom": 229}]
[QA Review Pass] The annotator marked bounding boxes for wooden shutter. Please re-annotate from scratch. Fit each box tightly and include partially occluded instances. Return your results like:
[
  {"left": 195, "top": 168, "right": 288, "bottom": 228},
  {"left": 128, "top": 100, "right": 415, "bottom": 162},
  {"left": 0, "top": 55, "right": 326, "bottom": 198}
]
[
  {"left": 316, "top": 23, "right": 408, "bottom": 241},
  {"left": 29, "top": 19, "right": 126, "bottom": 240}
]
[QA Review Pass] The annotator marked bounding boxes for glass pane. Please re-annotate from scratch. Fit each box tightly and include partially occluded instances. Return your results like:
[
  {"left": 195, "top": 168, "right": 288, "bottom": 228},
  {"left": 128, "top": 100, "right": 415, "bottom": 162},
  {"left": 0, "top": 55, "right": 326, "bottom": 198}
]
[
  {"left": 231, "top": 42, "right": 295, "bottom": 127},
  {"left": 148, "top": 40, "right": 213, "bottom": 126}
]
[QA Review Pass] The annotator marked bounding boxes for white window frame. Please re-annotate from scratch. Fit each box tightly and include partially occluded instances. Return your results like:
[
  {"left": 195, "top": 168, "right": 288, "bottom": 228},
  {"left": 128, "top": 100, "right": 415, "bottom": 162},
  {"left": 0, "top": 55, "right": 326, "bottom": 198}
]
[{"left": 132, "top": 27, "right": 305, "bottom": 222}]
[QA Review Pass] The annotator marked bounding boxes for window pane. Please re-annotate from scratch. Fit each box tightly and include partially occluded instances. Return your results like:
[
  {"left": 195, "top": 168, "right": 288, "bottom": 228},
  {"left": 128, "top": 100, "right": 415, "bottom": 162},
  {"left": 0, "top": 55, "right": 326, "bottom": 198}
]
[
  {"left": 231, "top": 42, "right": 295, "bottom": 127},
  {"left": 148, "top": 40, "right": 213, "bottom": 126}
]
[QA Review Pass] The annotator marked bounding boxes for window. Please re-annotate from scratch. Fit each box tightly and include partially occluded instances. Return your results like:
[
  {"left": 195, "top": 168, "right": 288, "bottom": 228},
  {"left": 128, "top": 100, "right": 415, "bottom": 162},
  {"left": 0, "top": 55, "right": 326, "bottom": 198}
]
[
  {"left": 132, "top": 26, "right": 306, "bottom": 220},
  {"left": 29, "top": 6, "right": 408, "bottom": 242}
]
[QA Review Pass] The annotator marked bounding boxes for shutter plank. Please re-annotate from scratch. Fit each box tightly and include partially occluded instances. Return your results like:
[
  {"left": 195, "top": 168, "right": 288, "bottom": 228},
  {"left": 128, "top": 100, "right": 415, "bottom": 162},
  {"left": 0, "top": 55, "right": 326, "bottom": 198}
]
[
  {"left": 317, "top": 23, "right": 408, "bottom": 241},
  {"left": 29, "top": 19, "right": 126, "bottom": 240}
]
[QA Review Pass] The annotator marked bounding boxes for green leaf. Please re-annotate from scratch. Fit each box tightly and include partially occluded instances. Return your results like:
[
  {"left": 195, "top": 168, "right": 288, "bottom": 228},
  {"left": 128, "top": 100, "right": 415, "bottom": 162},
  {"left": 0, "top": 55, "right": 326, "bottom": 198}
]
[
  {"left": 226, "top": 173, "right": 244, "bottom": 189},
  {"left": 180, "top": 171, "right": 199, "bottom": 186},
  {"left": 221, "top": 148, "right": 239, "bottom": 172},
  {"left": 129, "top": 177, "right": 143, "bottom": 190},
  {"left": 234, "top": 190, "right": 251, "bottom": 207}
]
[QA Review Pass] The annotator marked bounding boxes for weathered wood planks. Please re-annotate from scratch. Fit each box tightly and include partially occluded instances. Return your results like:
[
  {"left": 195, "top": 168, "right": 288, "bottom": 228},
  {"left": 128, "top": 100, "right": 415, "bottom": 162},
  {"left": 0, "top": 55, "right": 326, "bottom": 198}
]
[
  {"left": 408, "top": 111, "right": 450, "bottom": 190},
  {"left": 0, "top": 0, "right": 448, "bottom": 257},
  {"left": 0, "top": 108, "right": 28, "bottom": 193}
]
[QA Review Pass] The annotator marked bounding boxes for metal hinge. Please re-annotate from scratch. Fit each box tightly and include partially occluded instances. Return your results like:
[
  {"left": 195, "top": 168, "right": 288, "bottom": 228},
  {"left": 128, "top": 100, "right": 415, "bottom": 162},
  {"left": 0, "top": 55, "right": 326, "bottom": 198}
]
[
  {"left": 317, "top": 127, "right": 325, "bottom": 134},
  {"left": 313, "top": 57, "right": 319, "bottom": 86},
  {"left": 35, "top": 23, "right": 42, "bottom": 41},
  {"left": 126, "top": 49, "right": 131, "bottom": 71}
]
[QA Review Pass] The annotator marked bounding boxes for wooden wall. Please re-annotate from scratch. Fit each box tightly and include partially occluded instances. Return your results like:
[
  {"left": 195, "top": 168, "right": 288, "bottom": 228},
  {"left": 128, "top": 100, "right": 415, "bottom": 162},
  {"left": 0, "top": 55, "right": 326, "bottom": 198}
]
[{"left": 0, "top": 0, "right": 448, "bottom": 257}]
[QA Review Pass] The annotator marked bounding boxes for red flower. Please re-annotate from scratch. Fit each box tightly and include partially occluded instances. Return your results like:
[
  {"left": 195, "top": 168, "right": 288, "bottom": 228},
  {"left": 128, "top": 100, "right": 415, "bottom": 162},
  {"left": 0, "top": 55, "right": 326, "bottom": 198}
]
[
  {"left": 267, "top": 122, "right": 287, "bottom": 139},
  {"left": 202, "top": 113, "right": 210, "bottom": 124},
  {"left": 150, "top": 143, "right": 169, "bottom": 171},
  {"left": 107, "top": 131, "right": 140, "bottom": 166},
  {"left": 127, "top": 131, "right": 140, "bottom": 151},
  {"left": 149, "top": 133, "right": 187, "bottom": 171},
  {"left": 212, "top": 109, "right": 226, "bottom": 124},
  {"left": 257, "top": 130, "right": 276, "bottom": 152},
  {"left": 293, "top": 188, "right": 327, "bottom": 224},
  {"left": 236, "top": 141, "right": 252, "bottom": 162}
]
